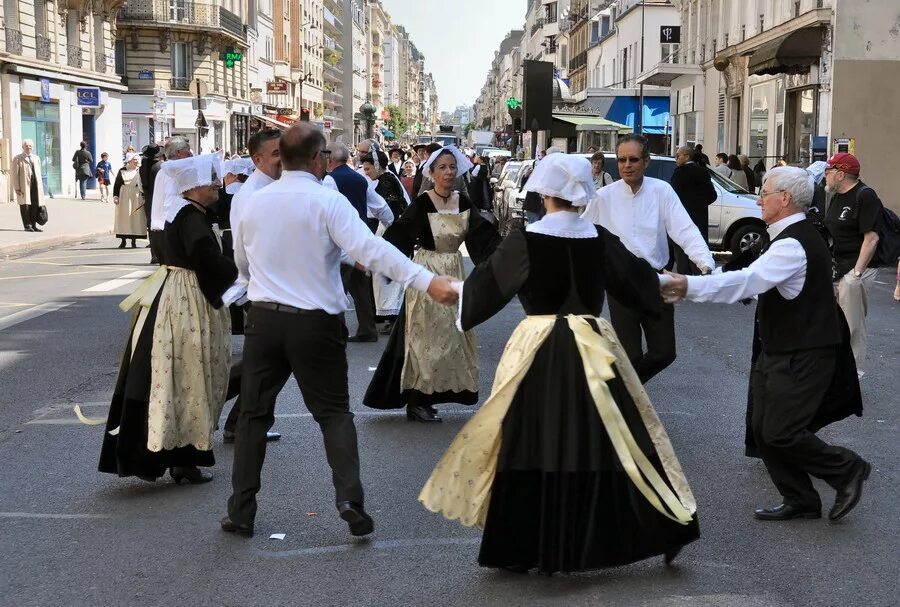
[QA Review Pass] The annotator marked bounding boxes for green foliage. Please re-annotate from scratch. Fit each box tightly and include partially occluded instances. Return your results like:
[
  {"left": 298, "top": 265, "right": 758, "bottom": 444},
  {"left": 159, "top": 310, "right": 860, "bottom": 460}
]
[{"left": 385, "top": 105, "right": 407, "bottom": 136}]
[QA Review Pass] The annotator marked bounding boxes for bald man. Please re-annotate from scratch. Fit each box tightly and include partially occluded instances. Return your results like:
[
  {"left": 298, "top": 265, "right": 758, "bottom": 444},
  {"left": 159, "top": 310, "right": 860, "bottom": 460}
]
[{"left": 670, "top": 145, "right": 718, "bottom": 275}]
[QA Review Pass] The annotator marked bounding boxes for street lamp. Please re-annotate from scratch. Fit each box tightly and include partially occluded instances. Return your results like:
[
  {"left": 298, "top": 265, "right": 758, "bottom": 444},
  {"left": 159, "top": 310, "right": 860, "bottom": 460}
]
[
  {"left": 360, "top": 98, "right": 376, "bottom": 140},
  {"left": 296, "top": 70, "right": 313, "bottom": 116}
]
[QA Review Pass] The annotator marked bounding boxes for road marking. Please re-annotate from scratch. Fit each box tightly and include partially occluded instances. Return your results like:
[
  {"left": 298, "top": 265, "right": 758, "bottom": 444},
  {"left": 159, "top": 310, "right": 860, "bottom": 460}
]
[
  {"left": 257, "top": 537, "right": 479, "bottom": 558},
  {"left": 81, "top": 269, "right": 154, "bottom": 292},
  {"left": 120, "top": 270, "right": 154, "bottom": 279},
  {"left": 0, "top": 302, "right": 33, "bottom": 308},
  {"left": 0, "top": 301, "right": 72, "bottom": 331},
  {"left": 0, "top": 268, "right": 133, "bottom": 282},
  {"left": 0, "top": 512, "right": 110, "bottom": 520},
  {"left": 16, "top": 250, "right": 149, "bottom": 262}
]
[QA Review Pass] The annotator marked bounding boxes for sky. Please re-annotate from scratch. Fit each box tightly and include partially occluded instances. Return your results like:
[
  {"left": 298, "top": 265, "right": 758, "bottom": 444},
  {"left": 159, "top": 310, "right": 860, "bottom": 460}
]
[{"left": 378, "top": 0, "right": 528, "bottom": 114}]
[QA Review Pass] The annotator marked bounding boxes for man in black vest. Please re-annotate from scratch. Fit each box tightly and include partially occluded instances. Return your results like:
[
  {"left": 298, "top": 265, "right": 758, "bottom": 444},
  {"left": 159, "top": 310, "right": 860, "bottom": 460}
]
[
  {"left": 671, "top": 145, "right": 718, "bottom": 274},
  {"left": 662, "top": 166, "right": 870, "bottom": 522}
]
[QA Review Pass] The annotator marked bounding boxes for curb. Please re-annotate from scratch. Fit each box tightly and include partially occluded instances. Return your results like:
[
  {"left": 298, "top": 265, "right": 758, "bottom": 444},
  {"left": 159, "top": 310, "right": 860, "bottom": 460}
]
[{"left": 0, "top": 229, "right": 114, "bottom": 259}]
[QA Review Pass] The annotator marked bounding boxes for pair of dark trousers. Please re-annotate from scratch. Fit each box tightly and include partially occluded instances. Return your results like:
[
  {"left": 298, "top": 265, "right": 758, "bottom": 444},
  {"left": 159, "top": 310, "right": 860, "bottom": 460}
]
[
  {"left": 223, "top": 359, "right": 243, "bottom": 433},
  {"left": 751, "top": 347, "right": 860, "bottom": 510},
  {"left": 19, "top": 204, "right": 37, "bottom": 229},
  {"left": 607, "top": 294, "right": 676, "bottom": 384},
  {"left": 227, "top": 306, "right": 363, "bottom": 525},
  {"left": 341, "top": 265, "right": 376, "bottom": 337}
]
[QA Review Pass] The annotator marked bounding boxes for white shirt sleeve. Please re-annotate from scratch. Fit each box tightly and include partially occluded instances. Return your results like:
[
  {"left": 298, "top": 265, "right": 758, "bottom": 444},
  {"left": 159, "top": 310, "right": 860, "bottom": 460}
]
[
  {"left": 366, "top": 180, "right": 394, "bottom": 227},
  {"left": 233, "top": 212, "right": 251, "bottom": 293},
  {"left": 662, "top": 186, "right": 716, "bottom": 271},
  {"left": 322, "top": 174, "right": 338, "bottom": 192},
  {"left": 326, "top": 194, "right": 434, "bottom": 292},
  {"left": 685, "top": 238, "right": 807, "bottom": 303}
]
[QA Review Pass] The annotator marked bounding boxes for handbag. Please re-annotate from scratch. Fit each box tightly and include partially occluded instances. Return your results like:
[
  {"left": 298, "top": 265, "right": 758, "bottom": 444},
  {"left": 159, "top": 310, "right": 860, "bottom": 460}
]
[{"left": 36, "top": 205, "right": 49, "bottom": 226}]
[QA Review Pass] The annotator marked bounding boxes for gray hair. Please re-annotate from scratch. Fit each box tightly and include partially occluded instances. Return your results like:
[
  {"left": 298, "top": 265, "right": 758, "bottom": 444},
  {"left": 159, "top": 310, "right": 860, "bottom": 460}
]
[
  {"left": 22, "top": 138, "right": 34, "bottom": 148},
  {"left": 763, "top": 166, "right": 814, "bottom": 212},
  {"left": 327, "top": 142, "right": 351, "bottom": 163},
  {"left": 676, "top": 145, "right": 694, "bottom": 156},
  {"left": 165, "top": 136, "right": 191, "bottom": 159}
]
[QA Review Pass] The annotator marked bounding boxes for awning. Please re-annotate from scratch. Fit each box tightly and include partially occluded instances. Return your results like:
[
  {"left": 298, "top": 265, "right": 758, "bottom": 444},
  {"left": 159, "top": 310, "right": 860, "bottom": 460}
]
[
  {"left": 381, "top": 127, "right": 395, "bottom": 139},
  {"left": 552, "top": 115, "right": 631, "bottom": 133},
  {"left": 254, "top": 114, "right": 290, "bottom": 130},
  {"left": 605, "top": 96, "right": 671, "bottom": 136},
  {"left": 747, "top": 27, "right": 825, "bottom": 76}
]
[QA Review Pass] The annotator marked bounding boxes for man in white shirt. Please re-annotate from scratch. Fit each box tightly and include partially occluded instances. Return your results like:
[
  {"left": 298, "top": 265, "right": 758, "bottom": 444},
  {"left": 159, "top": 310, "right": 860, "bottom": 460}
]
[
  {"left": 149, "top": 136, "right": 192, "bottom": 264},
  {"left": 223, "top": 124, "right": 458, "bottom": 539},
  {"left": 582, "top": 134, "right": 714, "bottom": 384},
  {"left": 662, "top": 166, "right": 869, "bottom": 523}
]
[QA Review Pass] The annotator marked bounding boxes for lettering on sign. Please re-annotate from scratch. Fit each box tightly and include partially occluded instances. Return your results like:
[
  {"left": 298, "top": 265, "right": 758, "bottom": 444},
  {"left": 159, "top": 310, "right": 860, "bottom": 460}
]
[
  {"left": 76, "top": 87, "right": 101, "bottom": 107},
  {"left": 266, "top": 81, "right": 289, "bottom": 94}
]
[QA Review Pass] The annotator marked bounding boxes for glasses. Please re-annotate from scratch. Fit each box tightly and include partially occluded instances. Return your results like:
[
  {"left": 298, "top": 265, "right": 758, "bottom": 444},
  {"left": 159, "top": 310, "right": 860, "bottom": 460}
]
[
  {"left": 617, "top": 156, "right": 644, "bottom": 164},
  {"left": 321, "top": 149, "right": 332, "bottom": 156},
  {"left": 759, "top": 189, "right": 785, "bottom": 198}
]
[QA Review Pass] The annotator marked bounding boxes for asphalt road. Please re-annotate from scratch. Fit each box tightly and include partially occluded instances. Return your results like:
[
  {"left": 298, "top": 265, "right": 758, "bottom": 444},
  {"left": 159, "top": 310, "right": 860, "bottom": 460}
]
[{"left": 0, "top": 237, "right": 897, "bottom": 607}]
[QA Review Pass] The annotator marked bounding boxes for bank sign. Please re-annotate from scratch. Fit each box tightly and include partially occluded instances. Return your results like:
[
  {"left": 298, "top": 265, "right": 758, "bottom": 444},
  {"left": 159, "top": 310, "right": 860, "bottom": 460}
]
[{"left": 76, "top": 87, "right": 101, "bottom": 107}]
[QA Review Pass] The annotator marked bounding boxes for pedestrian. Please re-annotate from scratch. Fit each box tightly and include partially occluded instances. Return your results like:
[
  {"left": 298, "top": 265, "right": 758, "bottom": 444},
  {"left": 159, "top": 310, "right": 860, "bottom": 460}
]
[
  {"left": 139, "top": 144, "right": 162, "bottom": 256},
  {"left": 323, "top": 143, "right": 395, "bottom": 343},
  {"left": 401, "top": 159, "right": 417, "bottom": 199},
  {"left": 466, "top": 154, "right": 491, "bottom": 211},
  {"left": 421, "top": 152, "right": 699, "bottom": 573},
  {"left": 149, "top": 136, "right": 193, "bottom": 265},
  {"left": 777, "top": 155, "right": 789, "bottom": 167},
  {"left": 112, "top": 152, "right": 147, "bottom": 249},
  {"left": 822, "top": 153, "right": 884, "bottom": 375},
  {"left": 753, "top": 158, "right": 767, "bottom": 190},
  {"left": 72, "top": 141, "right": 94, "bottom": 200},
  {"left": 739, "top": 154, "right": 757, "bottom": 193},
  {"left": 713, "top": 152, "right": 731, "bottom": 177},
  {"left": 693, "top": 143, "right": 710, "bottom": 167},
  {"left": 364, "top": 145, "right": 500, "bottom": 423},
  {"left": 358, "top": 139, "right": 412, "bottom": 207},
  {"left": 96, "top": 152, "right": 113, "bottom": 203},
  {"left": 662, "top": 166, "right": 870, "bottom": 523},
  {"left": 387, "top": 147, "right": 404, "bottom": 178},
  {"left": 581, "top": 134, "right": 714, "bottom": 384},
  {"left": 11, "top": 139, "right": 45, "bottom": 232},
  {"left": 521, "top": 165, "right": 543, "bottom": 225},
  {"left": 222, "top": 123, "right": 459, "bottom": 538},
  {"left": 727, "top": 155, "right": 749, "bottom": 190},
  {"left": 590, "top": 150, "right": 614, "bottom": 190},
  {"left": 671, "top": 145, "right": 718, "bottom": 275},
  {"left": 99, "top": 153, "right": 237, "bottom": 484}
]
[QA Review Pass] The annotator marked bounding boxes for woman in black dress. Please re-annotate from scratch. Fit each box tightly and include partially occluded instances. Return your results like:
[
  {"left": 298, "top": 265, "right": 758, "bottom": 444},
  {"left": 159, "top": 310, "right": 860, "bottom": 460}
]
[
  {"left": 364, "top": 146, "right": 500, "bottom": 422},
  {"left": 420, "top": 153, "right": 699, "bottom": 573}
]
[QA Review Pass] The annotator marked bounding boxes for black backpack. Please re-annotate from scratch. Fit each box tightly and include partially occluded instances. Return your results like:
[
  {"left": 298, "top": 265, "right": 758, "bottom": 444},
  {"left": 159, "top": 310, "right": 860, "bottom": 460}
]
[{"left": 858, "top": 186, "right": 900, "bottom": 266}]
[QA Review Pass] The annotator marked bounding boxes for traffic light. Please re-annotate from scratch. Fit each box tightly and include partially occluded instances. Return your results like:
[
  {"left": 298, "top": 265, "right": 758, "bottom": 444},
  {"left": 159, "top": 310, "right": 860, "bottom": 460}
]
[{"left": 300, "top": 107, "right": 310, "bottom": 122}]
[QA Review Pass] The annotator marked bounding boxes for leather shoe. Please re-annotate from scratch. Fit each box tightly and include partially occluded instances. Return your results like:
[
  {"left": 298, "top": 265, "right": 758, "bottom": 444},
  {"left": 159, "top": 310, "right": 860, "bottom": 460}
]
[
  {"left": 829, "top": 460, "right": 871, "bottom": 521},
  {"left": 223, "top": 430, "right": 281, "bottom": 444},
  {"left": 753, "top": 503, "right": 821, "bottom": 521},
  {"left": 337, "top": 501, "right": 374, "bottom": 536},
  {"left": 664, "top": 546, "right": 682, "bottom": 566},
  {"left": 220, "top": 515, "right": 254, "bottom": 537},
  {"left": 347, "top": 333, "right": 378, "bottom": 343},
  {"left": 32, "top": 226, "right": 42, "bottom": 232},
  {"left": 406, "top": 404, "right": 441, "bottom": 423},
  {"left": 24, "top": 226, "right": 34, "bottom": 232}
]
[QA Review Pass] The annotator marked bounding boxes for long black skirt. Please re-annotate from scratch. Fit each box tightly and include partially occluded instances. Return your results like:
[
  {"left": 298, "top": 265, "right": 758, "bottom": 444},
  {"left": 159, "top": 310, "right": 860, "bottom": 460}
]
[
  {"left": 363, "top": 302, "right": 478, "bottom": 410},
  {"left": 478, "top": 319, "right": 699, "bottom": 573},
  {"left": 98, "top": 292, "right": 215, "bottom": 479}
]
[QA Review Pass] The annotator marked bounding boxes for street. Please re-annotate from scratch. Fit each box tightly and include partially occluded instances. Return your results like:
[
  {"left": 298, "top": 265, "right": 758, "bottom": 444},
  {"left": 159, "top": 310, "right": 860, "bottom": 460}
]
[{"left": 0, "top": 237, "right": 897, "bottom": 607}]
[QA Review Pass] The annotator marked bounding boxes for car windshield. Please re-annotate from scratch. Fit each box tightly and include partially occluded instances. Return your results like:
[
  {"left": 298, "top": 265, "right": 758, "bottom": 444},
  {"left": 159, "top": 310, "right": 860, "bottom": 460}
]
[
  {"left": 709, "top": 168, "right": 752, "bottom": 194},
  {"left": 501, "top": 162, "right": 521, "bottom": 182}
]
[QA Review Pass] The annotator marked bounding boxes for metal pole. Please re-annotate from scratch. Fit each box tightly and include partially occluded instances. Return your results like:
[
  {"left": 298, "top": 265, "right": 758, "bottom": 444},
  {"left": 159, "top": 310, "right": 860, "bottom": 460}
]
[
  {"left": 196, "top": 79, "right": 202, "bottom": 154},
  {"left": 637, "top": 0, "right": 645, "bottom": 135}
]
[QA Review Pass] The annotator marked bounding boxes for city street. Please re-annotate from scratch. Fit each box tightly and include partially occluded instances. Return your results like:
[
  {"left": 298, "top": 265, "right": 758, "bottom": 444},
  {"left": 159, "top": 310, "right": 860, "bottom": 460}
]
[{"left": 0, "top": 237, "right": 897, "bottom": 607}]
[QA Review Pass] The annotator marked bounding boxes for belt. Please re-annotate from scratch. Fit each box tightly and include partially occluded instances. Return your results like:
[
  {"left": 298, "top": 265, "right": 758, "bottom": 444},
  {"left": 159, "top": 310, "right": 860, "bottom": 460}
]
[{"left": 252, "top": 302, "right": 330, "bottom": 316}]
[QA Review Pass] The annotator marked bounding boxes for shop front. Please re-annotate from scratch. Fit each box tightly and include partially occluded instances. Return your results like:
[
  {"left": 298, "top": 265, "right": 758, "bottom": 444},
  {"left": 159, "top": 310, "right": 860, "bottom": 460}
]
[{"left": 20, "top": 99, "right": 62, "bottom": 195}]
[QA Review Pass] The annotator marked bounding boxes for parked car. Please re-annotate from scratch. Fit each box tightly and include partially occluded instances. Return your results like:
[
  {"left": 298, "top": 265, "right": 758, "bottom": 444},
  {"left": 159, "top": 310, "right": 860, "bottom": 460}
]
[
  {"left": 582, "top": 153, "right": 766, "bottom": 254},
  {"left": 494, "top": 159, "right": 534, "bottom": 235},
  {"left": 490, "top": 160, "right": 522, "bottom": 210}
]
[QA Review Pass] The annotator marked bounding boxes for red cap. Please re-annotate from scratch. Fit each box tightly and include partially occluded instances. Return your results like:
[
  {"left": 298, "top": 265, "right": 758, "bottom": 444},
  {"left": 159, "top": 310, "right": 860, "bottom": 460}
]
[{"left": 826, "top": 153, "right": 860, "bottom": 175}]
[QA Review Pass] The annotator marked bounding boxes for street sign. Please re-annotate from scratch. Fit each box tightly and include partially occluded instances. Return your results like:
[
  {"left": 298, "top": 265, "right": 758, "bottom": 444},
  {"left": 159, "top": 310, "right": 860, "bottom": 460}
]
[
  {"left": 76, "top": 87, "right": 101, "bottom": 107},
  {"left": 154, "top": 88, "right": 167, "bottom": 100},
  {"left": 40, "top": 78, "right": 51, "bottom": 103},
  {"left": 660, "top": 26, "right": 681, "bottom": 43},
  {"left": 191, "top": 99, "right": 208, "bottom": 110},
  {"left": 137, "top": 69, "right": 154, "bottom": 80},
  {"left": 188, "top": 79, "right": 208, "bottom": 98},
  {"left": 506, "top": 97, "right": 521, "bottom": 110},
  {"left": 195, "top": 111, "right": 208, "bottom": 129},
  {"left": 267, "top": 81, "right": 289, "bottom": 94}
]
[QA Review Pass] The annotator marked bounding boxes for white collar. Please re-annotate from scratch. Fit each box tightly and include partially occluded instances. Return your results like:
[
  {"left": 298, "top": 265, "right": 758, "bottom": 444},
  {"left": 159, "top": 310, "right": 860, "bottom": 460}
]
[
  {"left": 617, "top": 177, "right": 646, "bottom": 197},
  {"left": 525, "top": 211, "right": 598, "bottom": 239},
  {"left": 767, "top": 212, "right": 806, "bottom": 239},
  {"left": 280, "top": 170, "right": 320, "bottom": 184}
]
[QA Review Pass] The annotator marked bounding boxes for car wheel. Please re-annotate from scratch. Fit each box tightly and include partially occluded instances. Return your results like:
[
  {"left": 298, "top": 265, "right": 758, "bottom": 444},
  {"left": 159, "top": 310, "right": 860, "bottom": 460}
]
[{"left": 729, "top": 223, "right": 767, "bottom": 255}]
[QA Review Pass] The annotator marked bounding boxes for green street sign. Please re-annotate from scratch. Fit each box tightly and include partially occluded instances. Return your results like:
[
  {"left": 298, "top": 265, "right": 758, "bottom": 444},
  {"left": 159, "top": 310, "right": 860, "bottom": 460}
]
[
  {"left": 220, "top": 49, "right": 243, "bottom": 68},
  {"left": 506, "top": 97, "right": 521, "bottom": 109}
]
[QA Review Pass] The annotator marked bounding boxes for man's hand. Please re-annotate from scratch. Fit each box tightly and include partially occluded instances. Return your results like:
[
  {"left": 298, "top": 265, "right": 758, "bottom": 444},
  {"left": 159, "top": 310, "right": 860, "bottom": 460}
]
[
  {"left": 699, "top": 266, "right": 712, "bottom": 275},
  {"left": 427, "top": 275, "right": 459, "bottom": 305},
  {"left": 661, "top": 271, "right": 688, "bottom": 304}
]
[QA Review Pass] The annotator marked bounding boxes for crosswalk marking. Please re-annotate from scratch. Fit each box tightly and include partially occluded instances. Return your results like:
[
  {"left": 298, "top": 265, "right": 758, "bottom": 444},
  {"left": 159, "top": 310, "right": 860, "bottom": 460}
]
[{"left": 82, "top": 269, "right": 153, "bottom": 293}]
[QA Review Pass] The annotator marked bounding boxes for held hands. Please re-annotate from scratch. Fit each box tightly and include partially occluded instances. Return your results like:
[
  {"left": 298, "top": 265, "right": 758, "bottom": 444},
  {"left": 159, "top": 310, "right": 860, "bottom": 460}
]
[
  {"left": 660, "top": 271, "right": 688, "bottom": 304},
  {"left": 427, "top": 275, "right": 459, "bottom": 306}
]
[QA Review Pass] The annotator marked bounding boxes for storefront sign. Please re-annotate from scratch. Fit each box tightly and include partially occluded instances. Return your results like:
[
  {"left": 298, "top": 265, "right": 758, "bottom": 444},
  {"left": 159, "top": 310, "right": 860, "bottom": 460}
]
[
  {"left": 660, "top": 26, "right": 681, "bottom": 44},
  {"left": 138, "top": 70, "right": 155, "bottom": 80},
  {"left": 76, "top": 87, "right": 100, "bottom": 107},
  {"left": 834, "top": 137, "right": 855, "bottom": 155},
  {"left": 40, "top": 78, "right": 51, "bottom": 103},
  {"left": 324, "top": 120, "right": 333, "bottom": 129},
  {"left": 266, "top": 81, "right": 289, "bottom": 94}
]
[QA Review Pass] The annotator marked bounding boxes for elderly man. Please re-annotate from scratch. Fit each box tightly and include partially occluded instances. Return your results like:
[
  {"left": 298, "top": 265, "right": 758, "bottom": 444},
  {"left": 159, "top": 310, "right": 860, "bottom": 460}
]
[
  {"left": 224, "top": 124, "right": 458, "bottom": 538},
  {"left": 663, "top": 166, "right": 870, "bottom": 522},
  {"left": 11, "top": 140, "right": 45, "bottom": 232},
  {"left": 671, "top": 145, "right": 718, "bottom": 275},
  {"left": 149, "top": 136, "right": 192, "bottom": 263}
]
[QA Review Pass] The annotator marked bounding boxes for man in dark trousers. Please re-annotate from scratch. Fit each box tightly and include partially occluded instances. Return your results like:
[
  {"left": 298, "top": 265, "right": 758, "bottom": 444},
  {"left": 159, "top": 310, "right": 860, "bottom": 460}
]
[
  {"left": 139, "top": 144, "right": 162, "bottom": 256},
  {"left": 671, "top": 145, "right": 718, "bottom": 274},
  {"left": 663, "top": 166, "right": 870, "bottom": 522},
  {"left": 223, "top": 123, "right": 458, "bottom": 537}
]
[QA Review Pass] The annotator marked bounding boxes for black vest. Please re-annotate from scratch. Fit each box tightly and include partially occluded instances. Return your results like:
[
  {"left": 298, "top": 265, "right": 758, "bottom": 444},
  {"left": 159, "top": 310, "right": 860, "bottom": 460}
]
[
  {"left": 756, "top": 219, "right": 840, "bottom": 353},
  {"left": 328, "top": 164, "right": 368, "bottom": 221}
]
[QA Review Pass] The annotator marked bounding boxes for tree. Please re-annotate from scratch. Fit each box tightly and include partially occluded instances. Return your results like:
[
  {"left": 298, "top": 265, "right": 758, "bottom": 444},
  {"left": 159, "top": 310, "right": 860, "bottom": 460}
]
[
  {"left": 385, "top": 105, "right": 407, "bottom": 136},
  {"left": 463, "top": 121, "right": 476, "bottom": 137}
]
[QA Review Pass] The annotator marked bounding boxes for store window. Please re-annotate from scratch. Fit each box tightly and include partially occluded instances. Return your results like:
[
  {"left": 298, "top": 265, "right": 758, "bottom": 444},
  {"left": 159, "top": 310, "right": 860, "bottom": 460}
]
[
  {"left": 21, "top": 99, "right": 62, "bottom": 195},
  {"left": 749, "top": 84, "right": 769, "bottom": 164}
]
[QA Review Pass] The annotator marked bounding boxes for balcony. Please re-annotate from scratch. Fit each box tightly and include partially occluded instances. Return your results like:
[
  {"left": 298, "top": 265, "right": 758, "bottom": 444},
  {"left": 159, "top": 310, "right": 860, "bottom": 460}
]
[
  {"left": 95, "top": 51, "right": 108, "bottom": 73},
  {"left": 35, "top": 34, "right": 52, "bottom": 61},
  {"left": 170, "top": 77, "right": 191, "bottom": 90},
  {"left": 117, "top": 0, "right": 246, "bottom": 43},
  {"left": 67, "top": 45, "right": 84, "bottom": 69},
  {"left": 568, "top": 50, "right": 587, "bottom": 73},
  {"left": 4, "top": 28, "right": 23, "bottom": 55},
  {"left": 324, "top": 61, "right": 342, "bottom": 83},
  {"left": 530, "top": 18, "right": 545, "bottom": 37},
  {"left": 324, "top": 90, "right": 343, "bottom": 107}
]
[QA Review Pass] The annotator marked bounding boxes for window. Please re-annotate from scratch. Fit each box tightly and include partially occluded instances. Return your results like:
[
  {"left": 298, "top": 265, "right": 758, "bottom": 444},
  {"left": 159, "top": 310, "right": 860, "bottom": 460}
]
[
  {"left": 169, "top": 0, "right": 187, "bottom": 21},
  {"left": 114, "top": 39, "right": 126, "bottom": 76},
  {"left": 172, "top": 41, "right": 189, "bottom": 79},
  {"left": 661, "top": 43, "right": 679, "bottom": 63},
  {"left": 545, "top": 2, "right": 557, "bottom": 23}
]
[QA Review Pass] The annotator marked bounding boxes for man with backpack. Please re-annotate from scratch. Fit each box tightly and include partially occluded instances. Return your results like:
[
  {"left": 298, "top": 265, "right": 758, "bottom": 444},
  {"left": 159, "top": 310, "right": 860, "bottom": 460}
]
[{"left": 823, "top": 153, "right": 884, "bottom": 375}]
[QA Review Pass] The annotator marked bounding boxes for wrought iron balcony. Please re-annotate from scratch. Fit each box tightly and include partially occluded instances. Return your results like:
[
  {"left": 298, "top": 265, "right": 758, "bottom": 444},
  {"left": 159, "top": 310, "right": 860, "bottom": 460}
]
[
  {"left": 568, "top": 50, "right": 587, "bottom": 72},
  {"left": 4, "top": 28, "right": 23, "bottom": 55},
  {"left": 170, "top": 77, "right": 191, "bottom": 90},
  {"left": 118, "top": 0, "right": 246, "bottom": 42},
  {"left": 67, "top": 44, "right": 84, "bottom": 68},
  {"left": 530, "top": 18, "right": 545, "bottom": 36},
  {"left": 35, "top": 34, "right": 52, "bottom": 61}
]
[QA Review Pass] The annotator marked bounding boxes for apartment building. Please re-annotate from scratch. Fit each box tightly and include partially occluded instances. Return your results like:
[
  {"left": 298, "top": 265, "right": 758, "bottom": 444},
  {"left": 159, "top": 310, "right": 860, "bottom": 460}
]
[
  {"left": 1, "top": 0, "right": 126, "bottom": 199},
  {"left": 322, "top": 0, "right": 344, "bottom": 139},
  {"left": 367, "top": 0, "right": 389, "bottom": 135},
  {"left": 299, "top": 0, "right": 324, "bottom": 125}
]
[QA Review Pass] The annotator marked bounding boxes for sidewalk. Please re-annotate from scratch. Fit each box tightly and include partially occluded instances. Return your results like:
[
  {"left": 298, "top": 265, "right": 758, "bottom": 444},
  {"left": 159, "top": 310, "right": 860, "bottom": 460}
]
[{"left": 0, "top": 190, "right": 116, "bottom": 258}]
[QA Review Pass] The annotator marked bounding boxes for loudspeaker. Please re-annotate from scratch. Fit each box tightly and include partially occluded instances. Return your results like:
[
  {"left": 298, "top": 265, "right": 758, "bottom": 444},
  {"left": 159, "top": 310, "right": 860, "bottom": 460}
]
[{"left": 523, "top": 60, "right": 553, "bottom": 132}]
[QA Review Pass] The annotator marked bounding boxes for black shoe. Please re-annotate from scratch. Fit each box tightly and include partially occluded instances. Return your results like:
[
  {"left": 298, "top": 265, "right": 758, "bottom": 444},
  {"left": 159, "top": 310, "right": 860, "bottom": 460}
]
[
  {"left": 131, "top": 240, "right": 137, "bottom": 248},
  {"left": 378, "top": 322, "right": 394, "bottom": 336},
  {"left": 406, "top": 404, "right": 442, "bottom": 423},
  {"left": 32, "top": 226, "right": 42, "bottom": 232},
  {"left": 169, "top": 466, "right": 213, "bottom": 485},
  {"left": 222, "top": 430, "right": 281, "bottom": 444},
  {"left": 664, "top": 546, "right": 682, "bottom": 566},
  {"left": 753, "top": 503, "right": 821, "bottom": 521},
  {"left": 347, "top": 333, "right": 378, "bottom": 343},
  {"left": 220, "top": 515, "right": 254, "bottom": 537},
  {"left": 118, "top": 240, "right": 126, "bottom": 249},
  {"left": 829, "top": 460, "right": 871, "bottom": 521},
  {"left": 24, "top": 226, "right": 34, "bottom": 232},
  {"left": 337, "top": 501, "right": 374, "bottom": 537}
]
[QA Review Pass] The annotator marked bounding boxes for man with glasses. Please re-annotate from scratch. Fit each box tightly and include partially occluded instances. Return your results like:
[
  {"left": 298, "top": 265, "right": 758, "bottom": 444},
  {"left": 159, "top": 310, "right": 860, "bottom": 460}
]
[
  {"left": 660, "top": 166, "right": 869, "bottom": 523},
  {"left": 582, "top": 134, "right": 714, "bottom": 383}
]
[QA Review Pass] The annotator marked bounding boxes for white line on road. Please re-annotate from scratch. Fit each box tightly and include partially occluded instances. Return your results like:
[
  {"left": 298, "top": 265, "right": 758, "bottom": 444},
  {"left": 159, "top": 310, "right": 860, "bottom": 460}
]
[
  {"left": 0, "top": 512, "right": 110, "bottom": 519},
  {"left": 120, "top": 270, "right": 154, "bottom": 279},
  {"left": 0, "top": 301, "right": 72, "bottom": 331},
  {"left": 82, "top": 278, "right": 139, "bottom": 292}
]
